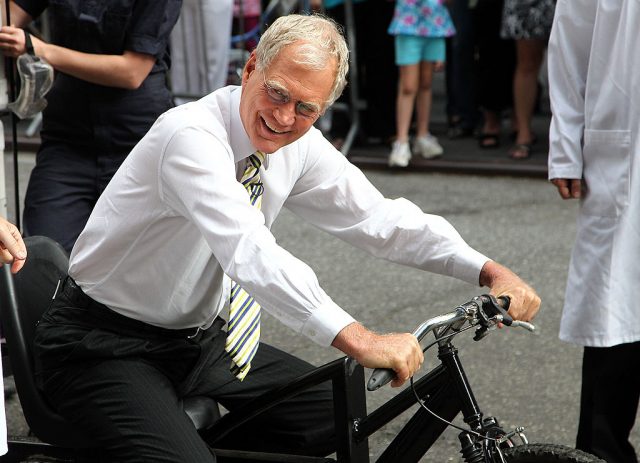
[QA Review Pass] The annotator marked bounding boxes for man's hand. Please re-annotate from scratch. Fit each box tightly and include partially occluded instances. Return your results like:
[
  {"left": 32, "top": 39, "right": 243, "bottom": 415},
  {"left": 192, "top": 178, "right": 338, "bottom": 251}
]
[
  {"left": 479, "top": 260, "right": 540, "bottom": 322},
  {"left": 332, "top": 322, "right": 423, "bottom": 388},
  {"left": 551, "top": 178, "right": 582, "bottom": 199},
  {"left": 0, "top": 217, "right": 27, "bottom": 273}
]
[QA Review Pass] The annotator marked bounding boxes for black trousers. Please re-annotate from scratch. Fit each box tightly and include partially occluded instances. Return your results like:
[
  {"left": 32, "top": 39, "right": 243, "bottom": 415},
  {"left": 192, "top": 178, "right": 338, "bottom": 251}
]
[
  {"left": 23, "top": 143, "right": 127, "bottom": 253},
  {"left": 576, "top": 341, "right": 640, "bottom": 463},
  {"left": 33, "top": 277, "right": 335, "bottom": 462}
]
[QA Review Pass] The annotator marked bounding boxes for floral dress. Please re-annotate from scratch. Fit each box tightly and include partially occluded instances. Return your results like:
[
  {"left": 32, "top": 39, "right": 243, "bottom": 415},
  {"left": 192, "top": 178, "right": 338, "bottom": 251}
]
[
  {"left": 388, "top": 0, "right": 455, "bottom": 38},
  {"left": 500, "top": 0, "right": 556, "bottom": 40}
]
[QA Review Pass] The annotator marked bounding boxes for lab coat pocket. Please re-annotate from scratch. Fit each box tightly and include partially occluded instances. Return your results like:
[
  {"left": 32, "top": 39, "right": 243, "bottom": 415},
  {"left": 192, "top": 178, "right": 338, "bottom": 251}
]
[{"left": 581, "top": 129, "right": 631, "bottom": 218}]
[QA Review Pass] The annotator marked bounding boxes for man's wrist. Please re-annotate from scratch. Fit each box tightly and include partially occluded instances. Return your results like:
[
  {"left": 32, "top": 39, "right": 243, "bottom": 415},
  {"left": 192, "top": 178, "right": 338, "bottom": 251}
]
[{"left": 331, "top": 322, "right": 372, "bottom": 358}]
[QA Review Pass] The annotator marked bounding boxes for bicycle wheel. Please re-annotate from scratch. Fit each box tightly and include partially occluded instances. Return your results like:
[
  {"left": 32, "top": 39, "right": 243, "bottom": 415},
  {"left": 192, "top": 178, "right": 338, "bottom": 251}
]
[{"left": 502, "top": 443, "right": 605, "bottom": 462}]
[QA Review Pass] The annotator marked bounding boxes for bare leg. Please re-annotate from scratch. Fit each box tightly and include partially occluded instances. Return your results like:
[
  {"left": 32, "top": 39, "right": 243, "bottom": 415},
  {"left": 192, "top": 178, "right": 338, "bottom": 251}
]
[
  {"left": 395, "top": 63, "right": 420, "bottom": 143},
  {"left": 415, "top": 61, "right": 434, "bottom": 138},
  {"left": 511, "top": 38, "right": 545, "bottom": 158}
]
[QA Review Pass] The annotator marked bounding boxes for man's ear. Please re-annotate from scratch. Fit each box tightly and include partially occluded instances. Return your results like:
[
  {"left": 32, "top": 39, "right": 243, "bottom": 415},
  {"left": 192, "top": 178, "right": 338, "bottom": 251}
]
[{"left": 242, "top": 51, "right": 258, "bottom": 86}]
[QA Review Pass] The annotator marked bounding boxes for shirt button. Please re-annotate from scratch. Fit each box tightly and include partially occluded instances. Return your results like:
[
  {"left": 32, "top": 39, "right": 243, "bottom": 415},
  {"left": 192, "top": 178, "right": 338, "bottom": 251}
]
[{"left": 309, "top": 329, "right": 317, "bottom": 337}]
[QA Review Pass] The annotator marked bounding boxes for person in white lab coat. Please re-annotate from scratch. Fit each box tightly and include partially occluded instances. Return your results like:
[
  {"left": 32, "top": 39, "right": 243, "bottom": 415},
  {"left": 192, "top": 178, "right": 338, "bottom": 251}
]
[{"left": 547, "top": 1, "right": 640, "bottom": 462}]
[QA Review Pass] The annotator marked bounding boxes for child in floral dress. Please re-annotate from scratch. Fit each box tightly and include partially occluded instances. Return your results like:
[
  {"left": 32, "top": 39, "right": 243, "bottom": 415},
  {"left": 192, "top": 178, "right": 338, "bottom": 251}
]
[{"left": 388, "top": 0, "right": 455, "bottom": 167}]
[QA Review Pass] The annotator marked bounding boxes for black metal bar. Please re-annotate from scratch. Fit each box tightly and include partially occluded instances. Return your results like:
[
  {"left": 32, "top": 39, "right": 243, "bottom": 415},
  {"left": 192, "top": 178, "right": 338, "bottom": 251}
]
[
  {"left": 354, "top": 364, "right": 448, "bottom": 440},
  {"left": 332, "top": 357, "right": 368, "bottom": 462},
  {"left": 3, "top": 436, "right": 76, "bottom": 463},
  {"left": 212, "top": 447, "right": 335, "bottom": 463},
  {"left": 203, "top": 357, "right": 348, "bottom": 444},
  {"left": 10, "top": 113, "right": 19, "bottom": 230},
  {"left": 375, "top": 379, "right": 461, "bottom": 463},
  {"left": 4, "top": 0, "right": 20, "bottom": 230},
  {"left": 339, "top": 0, "right": 361, "bottom": 156},
  {"left": 438, "top": 343, "right": 483, "bottom": 431}
]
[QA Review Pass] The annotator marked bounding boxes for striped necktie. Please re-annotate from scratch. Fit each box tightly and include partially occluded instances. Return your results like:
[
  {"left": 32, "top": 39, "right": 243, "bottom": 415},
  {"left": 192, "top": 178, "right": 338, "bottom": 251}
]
[{"left": 225, "top": 151, "right": 266, "bottom": 380}]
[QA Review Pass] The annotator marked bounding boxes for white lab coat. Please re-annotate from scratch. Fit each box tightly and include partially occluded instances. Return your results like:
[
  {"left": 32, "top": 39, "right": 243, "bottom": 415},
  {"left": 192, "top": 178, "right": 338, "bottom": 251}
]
[
  {"left": 170, "top": 0, "right": 233, "bottom": 104},
  {"left": 548, "top": 0, "right": 640, "bottom": 347}
]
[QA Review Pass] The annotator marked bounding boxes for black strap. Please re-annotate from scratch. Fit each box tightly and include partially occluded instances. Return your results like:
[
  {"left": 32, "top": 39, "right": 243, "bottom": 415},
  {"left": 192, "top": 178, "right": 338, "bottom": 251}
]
[{"left": 23, "top": 29, "right": 35, "bottom": 56}]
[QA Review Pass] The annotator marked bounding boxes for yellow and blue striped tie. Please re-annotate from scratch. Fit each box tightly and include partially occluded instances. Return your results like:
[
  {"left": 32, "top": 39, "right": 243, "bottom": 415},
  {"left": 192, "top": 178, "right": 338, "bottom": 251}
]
[{"left": 225, "top": 151, "right": 266, "bottom": 380}]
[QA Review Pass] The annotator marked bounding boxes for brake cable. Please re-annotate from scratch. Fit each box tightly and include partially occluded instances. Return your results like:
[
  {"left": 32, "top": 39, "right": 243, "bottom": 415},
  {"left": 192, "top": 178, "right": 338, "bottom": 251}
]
[{"left": 409, "top": 323, "right": 501, "bottom": 443}]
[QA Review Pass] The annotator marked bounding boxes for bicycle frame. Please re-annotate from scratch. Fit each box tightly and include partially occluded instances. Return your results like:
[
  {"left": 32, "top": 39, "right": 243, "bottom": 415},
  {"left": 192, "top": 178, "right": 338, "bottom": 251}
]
[{"left": 204, "top": 336, "right": 483, "bottom": 463}]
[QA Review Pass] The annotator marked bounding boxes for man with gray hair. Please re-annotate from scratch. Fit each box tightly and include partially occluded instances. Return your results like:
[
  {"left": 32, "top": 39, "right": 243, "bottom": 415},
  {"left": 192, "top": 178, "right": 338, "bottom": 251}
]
[{"left": 33, "top": 14, "right": 539, "bottom": 461}]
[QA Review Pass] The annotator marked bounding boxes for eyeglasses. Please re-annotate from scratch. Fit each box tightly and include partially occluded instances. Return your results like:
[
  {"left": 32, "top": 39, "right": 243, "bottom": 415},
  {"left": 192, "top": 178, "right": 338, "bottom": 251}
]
[{"left": 262, "top": 77, "right": 322, "bottom": 120}]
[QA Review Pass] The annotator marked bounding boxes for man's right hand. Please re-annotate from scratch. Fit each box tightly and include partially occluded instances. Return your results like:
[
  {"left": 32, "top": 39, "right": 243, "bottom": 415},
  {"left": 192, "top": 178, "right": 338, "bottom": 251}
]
[
  {"left": 331, "top": 322, "right": 423, "bottom": 387},
  {"left": 551, "top": 178, "right": 582, "bottom": 199}
]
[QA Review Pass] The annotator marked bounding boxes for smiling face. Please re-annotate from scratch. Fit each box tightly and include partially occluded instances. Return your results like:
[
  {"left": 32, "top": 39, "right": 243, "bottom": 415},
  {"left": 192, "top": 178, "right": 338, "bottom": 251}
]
[{"left": 239, "top": 43, "right": 337, "bottom": 154}]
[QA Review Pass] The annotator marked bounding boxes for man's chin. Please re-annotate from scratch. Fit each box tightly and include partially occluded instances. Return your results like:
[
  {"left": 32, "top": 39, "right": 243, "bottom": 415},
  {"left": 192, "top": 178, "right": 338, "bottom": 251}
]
[{"left": 254, "top": 137, "right": 293, "bottom": 154}]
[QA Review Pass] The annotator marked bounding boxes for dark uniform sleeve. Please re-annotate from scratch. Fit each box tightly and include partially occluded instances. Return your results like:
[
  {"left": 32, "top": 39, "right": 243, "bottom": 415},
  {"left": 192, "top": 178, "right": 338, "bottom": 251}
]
[
  {"left": 125, "top": 0, "right": 182, "bottom": 59},
  {"left": 13, "top": 0, "right": 48, "bottom": 20}
]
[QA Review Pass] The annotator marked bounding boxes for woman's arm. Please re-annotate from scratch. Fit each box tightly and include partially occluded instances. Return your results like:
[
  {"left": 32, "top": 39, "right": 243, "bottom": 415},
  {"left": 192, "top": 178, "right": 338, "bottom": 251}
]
[{"left": 0, "top": 1, "right": 156, "bottom": 89}]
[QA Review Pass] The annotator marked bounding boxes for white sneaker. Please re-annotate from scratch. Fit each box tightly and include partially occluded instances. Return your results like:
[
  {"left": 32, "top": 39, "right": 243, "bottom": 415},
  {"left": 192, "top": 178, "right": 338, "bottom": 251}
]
[
  {"left": 388, "top": 141, "right": 411, "bottom": 167},
  {"left": 413, "top": 134, "right": 443, "bottom": 159}
]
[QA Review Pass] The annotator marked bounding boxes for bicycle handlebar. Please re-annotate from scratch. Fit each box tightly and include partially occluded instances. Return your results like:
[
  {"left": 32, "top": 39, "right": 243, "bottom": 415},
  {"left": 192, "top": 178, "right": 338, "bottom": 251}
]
[{"left": 367, "top": 295, "right": 535, "bottom": 391}]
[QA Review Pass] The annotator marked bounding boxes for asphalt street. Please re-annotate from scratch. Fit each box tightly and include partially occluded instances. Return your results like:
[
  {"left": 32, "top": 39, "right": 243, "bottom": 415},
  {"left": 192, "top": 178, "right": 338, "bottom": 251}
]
[{"left": 3, "top": 149, "right": 638, "bottom": 461}]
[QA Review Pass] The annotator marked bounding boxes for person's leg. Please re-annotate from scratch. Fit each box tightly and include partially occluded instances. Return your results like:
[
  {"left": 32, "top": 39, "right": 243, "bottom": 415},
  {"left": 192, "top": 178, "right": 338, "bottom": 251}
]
[
  {"left": 510, "top": 38, "right": 545, "bottom": 157},
  {"left": 415, "top": 61, "right": 434, "bottom": 139},
  {"left": 475, "top": 0, "right": 515, "bottom": 147},
  {"left": 389, "top": 35, "right": 420, "bottom": 166},
  {"left": 44, "top": 358, "right": 215, "bottom": 463},
  {"left": 34, "top": 288, "right": 216, "bottom": 463},
  {"left": 23, "top": 142, "right": 97, "bottom": 253},
  {"left": 192, "top": 341, "right": 336, "bottom": 456},
  {"left": 446, "top": 0, "right": 478, "bottom": 137},
  {"left": 576, "top": 341, "right": 640, "bottom": 463},
  {"left": 479, "top": 109, "right": 502, "bottom": 148},
  {"left": 395, "top": 64, "right": 420, "bottom": 143}
]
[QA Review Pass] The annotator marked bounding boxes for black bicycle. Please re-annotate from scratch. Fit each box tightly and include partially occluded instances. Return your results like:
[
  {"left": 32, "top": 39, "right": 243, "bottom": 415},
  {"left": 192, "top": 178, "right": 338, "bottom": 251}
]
[{"left": 202, "top": 295, "right": 603, "bottom": 463}]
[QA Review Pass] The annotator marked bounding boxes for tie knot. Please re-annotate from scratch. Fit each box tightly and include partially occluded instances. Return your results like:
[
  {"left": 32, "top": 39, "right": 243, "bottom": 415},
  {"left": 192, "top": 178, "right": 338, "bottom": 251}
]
[{"left": 251, "top": 151, "right": 266, "bottom": 170}]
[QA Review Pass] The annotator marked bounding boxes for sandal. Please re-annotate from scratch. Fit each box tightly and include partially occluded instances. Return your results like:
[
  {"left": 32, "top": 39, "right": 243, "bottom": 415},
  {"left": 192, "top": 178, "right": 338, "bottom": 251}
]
[
  {"left": 478, "top": 132, "right": 500, "bottom": 149},
  {"left": 509, "top": 143, "right": 533, "bottom": 160}
]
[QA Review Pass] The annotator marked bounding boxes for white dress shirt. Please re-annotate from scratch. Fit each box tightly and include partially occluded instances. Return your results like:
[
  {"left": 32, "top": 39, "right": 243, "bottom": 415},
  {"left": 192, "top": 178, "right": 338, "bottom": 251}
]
[{"left": 70, "top": 85, "right": 489, "bottom": 347}]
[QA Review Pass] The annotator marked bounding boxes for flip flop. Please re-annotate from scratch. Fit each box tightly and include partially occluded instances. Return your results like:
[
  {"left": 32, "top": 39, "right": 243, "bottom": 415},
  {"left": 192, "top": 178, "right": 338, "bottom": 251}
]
[
  {"left": 478, "top": 133, "right": 500, "bottom": 149},
  {"left": 509, "top": 143, "right": 533, "bottom": 159}
]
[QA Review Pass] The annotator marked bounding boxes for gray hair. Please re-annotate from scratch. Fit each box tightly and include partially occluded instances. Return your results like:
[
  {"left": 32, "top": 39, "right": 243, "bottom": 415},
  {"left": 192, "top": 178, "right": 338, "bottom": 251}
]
[{"left": 254, "top": 14, "right": 349, "bottom": 107}]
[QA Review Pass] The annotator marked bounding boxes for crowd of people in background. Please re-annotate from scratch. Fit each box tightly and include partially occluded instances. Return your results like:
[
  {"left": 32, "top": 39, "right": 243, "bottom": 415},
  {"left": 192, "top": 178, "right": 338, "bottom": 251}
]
[{"left": 306, "top": 0, "right": 557, "bottom": 167}]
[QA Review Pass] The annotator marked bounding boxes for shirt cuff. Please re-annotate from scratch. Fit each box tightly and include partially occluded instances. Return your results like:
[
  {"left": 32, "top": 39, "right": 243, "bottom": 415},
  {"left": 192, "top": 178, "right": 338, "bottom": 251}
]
[
  {"left": 300, "top": 298, "right": 356, "bottom": 346},
  {"left": 451, "top": 247, "right": 490, "bottom": 286}
]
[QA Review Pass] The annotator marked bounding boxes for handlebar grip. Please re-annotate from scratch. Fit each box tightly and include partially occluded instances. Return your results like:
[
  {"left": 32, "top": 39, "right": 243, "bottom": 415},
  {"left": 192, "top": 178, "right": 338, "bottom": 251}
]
[{"left": 367, "top": 368, "right": 395, "bottom": 391}]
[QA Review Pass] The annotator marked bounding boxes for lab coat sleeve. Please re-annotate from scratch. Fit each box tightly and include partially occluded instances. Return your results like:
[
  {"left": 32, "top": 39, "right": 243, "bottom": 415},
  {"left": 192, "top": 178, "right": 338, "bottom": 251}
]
[{"left": 547, "top": 0, "right": 597, "bottom": 180}]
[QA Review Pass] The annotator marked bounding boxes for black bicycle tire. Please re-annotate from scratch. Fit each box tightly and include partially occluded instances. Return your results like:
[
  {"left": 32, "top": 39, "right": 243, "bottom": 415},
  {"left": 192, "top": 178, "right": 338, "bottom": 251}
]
[{"left": 502, "top": 443, "right": 605, "bottom": 463}]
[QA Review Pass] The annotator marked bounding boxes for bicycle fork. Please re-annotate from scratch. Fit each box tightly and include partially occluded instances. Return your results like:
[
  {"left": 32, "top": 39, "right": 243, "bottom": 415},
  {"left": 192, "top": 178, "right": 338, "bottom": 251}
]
[{"left": 439, "top": 342, "right": 528, "bottom": 463}]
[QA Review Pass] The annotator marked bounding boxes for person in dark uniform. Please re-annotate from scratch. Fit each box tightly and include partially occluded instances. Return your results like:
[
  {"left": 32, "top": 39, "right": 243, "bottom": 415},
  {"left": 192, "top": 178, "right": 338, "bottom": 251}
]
[{"left": 0, "top": 0, "right": 182, "bottom": 253}]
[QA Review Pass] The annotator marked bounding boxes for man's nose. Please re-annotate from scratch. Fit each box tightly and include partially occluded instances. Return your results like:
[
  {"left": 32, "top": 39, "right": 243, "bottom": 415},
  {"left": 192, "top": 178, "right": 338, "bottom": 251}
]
[{"left": 273, "top": 103, "right": 296, "bottom": 126}]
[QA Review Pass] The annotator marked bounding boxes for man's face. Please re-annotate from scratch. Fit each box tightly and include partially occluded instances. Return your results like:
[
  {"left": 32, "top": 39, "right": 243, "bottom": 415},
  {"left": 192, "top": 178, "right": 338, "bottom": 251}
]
[{"left": 239, "top": 44, "right": 336, "bottom": 154}]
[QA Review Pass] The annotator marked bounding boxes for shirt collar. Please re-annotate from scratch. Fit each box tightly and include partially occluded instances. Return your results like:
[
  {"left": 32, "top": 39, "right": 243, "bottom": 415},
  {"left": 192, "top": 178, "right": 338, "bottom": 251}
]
[{"left": 228, "top": 86, "right": 270, "bottom": 168}]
